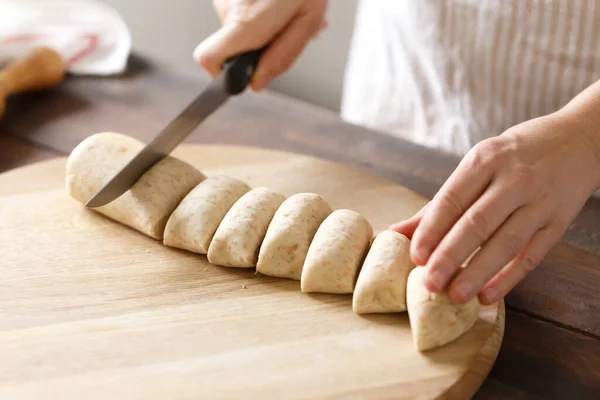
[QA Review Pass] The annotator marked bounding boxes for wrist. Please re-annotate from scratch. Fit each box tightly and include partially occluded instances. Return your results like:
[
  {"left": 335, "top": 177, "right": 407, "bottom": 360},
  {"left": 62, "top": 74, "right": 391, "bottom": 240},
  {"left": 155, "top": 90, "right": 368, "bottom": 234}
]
[
  {"left": 556, "top": 103, "right": 600, "bottom": 193},
  {"left": 557, "top": 80, "right": 600, "bottom": 192}
]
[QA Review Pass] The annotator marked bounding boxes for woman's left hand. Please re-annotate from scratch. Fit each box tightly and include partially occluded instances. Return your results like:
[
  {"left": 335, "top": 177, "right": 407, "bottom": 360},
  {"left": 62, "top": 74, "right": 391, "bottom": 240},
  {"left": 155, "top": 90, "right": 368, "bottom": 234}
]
[{"left": 390, "top": 110, "right": 600, "bottom": 305}]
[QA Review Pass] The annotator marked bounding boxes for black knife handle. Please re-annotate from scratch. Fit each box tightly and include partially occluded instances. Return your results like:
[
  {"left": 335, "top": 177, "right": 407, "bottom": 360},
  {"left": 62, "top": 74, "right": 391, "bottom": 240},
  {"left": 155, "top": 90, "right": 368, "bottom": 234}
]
[{"left": 222, "top": 45, "right": 267, "bottom": 95}]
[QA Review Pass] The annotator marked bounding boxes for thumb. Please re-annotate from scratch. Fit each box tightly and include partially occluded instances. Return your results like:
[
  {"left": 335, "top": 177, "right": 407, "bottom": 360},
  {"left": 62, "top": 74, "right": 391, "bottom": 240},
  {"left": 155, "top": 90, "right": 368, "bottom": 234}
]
[
  {"left": 193, "top": 23, "right": 270, "bottom": 78},
  {"left": 388, "top": 202, "right": 430, "bottom": 240}
]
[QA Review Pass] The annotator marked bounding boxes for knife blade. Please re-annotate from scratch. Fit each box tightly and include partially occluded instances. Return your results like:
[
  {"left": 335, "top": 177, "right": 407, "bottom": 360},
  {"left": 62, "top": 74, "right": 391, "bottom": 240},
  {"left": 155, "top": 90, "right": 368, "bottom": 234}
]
[{"left": 85, "top": 46, "right": 266, "bottom": 208}]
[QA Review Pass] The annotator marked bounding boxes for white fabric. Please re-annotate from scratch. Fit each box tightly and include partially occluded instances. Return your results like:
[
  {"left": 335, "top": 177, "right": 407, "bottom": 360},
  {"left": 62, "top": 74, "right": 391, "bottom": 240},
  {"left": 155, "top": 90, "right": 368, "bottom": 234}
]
[
  {"left": 0, "top": 0, "right": 131, "bottom": 75},
  {"left": 342, "top": 0, "right": 600, "bottom": 158}
]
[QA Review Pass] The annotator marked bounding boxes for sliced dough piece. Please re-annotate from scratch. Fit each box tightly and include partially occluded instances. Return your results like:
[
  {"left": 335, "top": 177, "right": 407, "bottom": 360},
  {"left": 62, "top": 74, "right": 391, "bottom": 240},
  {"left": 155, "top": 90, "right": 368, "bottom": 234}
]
[
  {"left": 163, "top": 176, "right": 251, "bottom": 254},
  {"left": 406, "top": 266, "right": 480, "bottom": 352},
  {"left": 66, "top": 132, "right": 205, "bottom": 240},
  {"left": 352, "top": 230, "right": 415, "bottom": 314},
  {"left": 256, "top": 193, "right": 332, "bottom": 280},
  {"left": 207, "top": 187, "right": 286, "bottom": 267},
  {"left": 301, "top": 209, "right": 373, "bottom": 294}
]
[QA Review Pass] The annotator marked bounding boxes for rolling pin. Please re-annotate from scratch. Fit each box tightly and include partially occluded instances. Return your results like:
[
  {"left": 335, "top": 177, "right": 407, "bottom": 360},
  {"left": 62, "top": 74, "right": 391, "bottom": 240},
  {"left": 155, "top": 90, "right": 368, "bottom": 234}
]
[{"left": 0, "top": 46, "right": 66, "bottom": 119}]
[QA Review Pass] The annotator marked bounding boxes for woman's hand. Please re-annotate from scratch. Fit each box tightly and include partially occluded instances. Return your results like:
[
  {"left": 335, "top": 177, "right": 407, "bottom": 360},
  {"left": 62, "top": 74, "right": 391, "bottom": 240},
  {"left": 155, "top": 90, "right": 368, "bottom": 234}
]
[
  {"left": 390, "top": 110, "right": 600, "bottom": 306},
  {"left": 193, "top": 0, "right": 328, "bottom": 91}
]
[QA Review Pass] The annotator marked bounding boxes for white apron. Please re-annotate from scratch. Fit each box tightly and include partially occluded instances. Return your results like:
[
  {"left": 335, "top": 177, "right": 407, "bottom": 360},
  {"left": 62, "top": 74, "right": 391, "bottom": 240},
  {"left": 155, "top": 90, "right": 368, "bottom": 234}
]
[{"left": 341, "top": 0, "right": 600, "bottom": 158}]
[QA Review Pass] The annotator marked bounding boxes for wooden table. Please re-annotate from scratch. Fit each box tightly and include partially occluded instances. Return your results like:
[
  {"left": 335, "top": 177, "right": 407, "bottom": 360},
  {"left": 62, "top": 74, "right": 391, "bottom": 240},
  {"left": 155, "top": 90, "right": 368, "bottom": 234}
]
[{"left": 1, "top": 53, "right": 599, "bottom": 399}]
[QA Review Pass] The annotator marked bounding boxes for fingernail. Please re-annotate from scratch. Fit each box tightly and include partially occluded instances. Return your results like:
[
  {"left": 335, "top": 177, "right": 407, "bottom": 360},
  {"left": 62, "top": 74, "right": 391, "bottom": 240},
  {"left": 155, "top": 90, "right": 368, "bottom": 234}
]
[
  {"left": 455, "top": 280, "right": 474, "bottom": 301},
  {"left": 482, "top": 287, "right": 498, "bottom": 303},
  {"left": 427, "top": 269, "right": 446, "bottom": 291}
]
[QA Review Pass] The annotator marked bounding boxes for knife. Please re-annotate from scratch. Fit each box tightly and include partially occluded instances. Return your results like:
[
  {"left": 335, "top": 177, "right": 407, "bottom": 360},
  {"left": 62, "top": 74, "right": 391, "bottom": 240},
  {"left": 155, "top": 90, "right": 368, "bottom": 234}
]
[{"left": 85, "top": 46, "right": 266, "bottom": 208}]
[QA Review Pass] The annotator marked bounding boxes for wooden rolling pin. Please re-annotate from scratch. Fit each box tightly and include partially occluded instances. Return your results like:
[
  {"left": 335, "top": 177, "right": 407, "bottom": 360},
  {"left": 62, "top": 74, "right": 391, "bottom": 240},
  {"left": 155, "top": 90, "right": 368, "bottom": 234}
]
[{"left": 0, "top": 47, "right": 66, "bottom": 119}]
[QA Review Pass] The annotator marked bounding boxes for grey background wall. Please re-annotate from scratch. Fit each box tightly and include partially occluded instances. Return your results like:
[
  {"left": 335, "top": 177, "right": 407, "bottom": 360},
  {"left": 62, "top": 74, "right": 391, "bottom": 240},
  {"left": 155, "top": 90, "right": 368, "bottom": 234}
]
[{"left": 101, "top": 0, "right": 359, "bottom": 112}]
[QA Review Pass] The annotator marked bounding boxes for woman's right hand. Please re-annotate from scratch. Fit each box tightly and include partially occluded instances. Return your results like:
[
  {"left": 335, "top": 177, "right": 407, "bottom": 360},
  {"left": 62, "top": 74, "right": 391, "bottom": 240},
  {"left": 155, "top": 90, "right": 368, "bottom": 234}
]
[{"left": 193, "top": 0, "right": 328, "bottom": 91}]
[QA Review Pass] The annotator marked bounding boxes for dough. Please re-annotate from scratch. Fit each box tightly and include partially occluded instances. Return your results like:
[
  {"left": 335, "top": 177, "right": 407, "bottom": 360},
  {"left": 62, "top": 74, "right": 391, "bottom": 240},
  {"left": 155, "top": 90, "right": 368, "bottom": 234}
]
[
  {"left": 163, "top": 175, "right": 251, "bottom": 254},
  {"left": 207, "top": 187, "right": 286, "bottom": 267},
  {"left": 406, "top": 266, "right": 480, "bottom": 352},
  {"left": 256, "top": 193, "right": 332, "bottom": 280},
  {"left": 352, "top": 230, "right": 415, "bottom": 314},
  {"left": 65, "top": 132, "right": 205, "bottom": 240},
  {"left": 300, "top": 209, "right": 373, "bottom": 294}
]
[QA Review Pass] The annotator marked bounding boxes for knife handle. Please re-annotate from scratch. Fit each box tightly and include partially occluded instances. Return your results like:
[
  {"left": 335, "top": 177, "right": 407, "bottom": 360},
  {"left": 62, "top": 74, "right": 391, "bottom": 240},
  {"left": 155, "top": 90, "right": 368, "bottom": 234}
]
[{"left": 222, "top": 45, "right": 267, "bottom": 95}]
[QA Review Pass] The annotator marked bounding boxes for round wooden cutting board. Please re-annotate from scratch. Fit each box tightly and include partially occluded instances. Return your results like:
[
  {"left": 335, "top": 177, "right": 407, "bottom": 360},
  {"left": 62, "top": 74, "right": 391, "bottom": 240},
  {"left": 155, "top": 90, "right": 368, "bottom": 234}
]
[{"left": 0, "top": 144, "right": 504, "bottom": 400}]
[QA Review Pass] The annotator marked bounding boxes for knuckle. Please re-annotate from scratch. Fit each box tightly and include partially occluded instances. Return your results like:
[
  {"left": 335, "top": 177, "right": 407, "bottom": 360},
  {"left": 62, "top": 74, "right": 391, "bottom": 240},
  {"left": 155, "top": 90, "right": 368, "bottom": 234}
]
[
  {"left": 464, "top": 209, "right": 489, "bottom": 241},
  {"left": 435, "top": 254, "right": 461, "bottom": 276},
  {"left": 466, "top": 147, "right": 486, "bottom": 170},
  {"left": 501, "top": 230, "right": 524, "bottom": 258},
  {"left": 469, "top": 138, "right": 502, "bottom": 168},
  {"left": 521, "top": 251, "right": 539, "bottom": 273},
  {"left": 438, "top": 189, "right": 464, "bottom": 216},
  {"left": 229, "top": 21, "right": 271, "bottom": 46}
]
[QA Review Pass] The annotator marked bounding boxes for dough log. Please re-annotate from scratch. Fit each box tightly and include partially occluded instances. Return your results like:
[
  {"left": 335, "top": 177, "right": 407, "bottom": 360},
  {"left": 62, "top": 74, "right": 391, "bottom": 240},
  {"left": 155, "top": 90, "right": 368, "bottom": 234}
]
[
  {"left": 352, "top": 230, "right": 415, "bottom": 314},
  {"left": 207, "top": 187, "right": 286, "bottom": 267},
  {"left": 256, "top": 193, "right": 332, "bottom": 280},
  {"left": 66, "top": 132, "right": 205, "bottom": 240},
  {"left": 300, "top": 209, "right": 373, "bottom": 294},
  {"left": 163, "top": 176, "right": 251, "bottom": 254},
  {"left": 406, "top": 266, "right": 480, "bottom": 352}
]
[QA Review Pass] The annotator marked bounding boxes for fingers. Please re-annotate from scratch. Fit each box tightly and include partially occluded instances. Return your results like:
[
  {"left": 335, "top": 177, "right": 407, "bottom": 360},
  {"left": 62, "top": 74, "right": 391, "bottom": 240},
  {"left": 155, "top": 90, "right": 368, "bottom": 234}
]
[
  {"left": 194, "top": 8, "right": 326, "bottom": 90},
  {"left": 388, "top": 202, "right": 429, "bottom": 239},
  {"left": 193, "top": 23, "right": 271, "bottom": 78},
  {"left": 410, "top": 142, "right": 496, "bottom": 266},
  {"left": 422, "top": 178, "right": 525, "bottom": 294},
  {"left": 477, "top": 224, "right": 561, "bottom": 305},
  {"left": 250, "top": 13, "right": 324, "bottom": 91},
  {"left": 446, "top": 203, "right": 549, "bottom": 303}
]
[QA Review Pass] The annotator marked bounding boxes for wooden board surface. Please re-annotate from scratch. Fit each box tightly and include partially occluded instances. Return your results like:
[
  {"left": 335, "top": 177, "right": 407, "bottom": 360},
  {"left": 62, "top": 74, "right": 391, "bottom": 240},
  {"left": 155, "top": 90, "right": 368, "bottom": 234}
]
[
  {"left": 0, "top": 144, "right": 504, "bottom": 400},
  {"left": 3, "top": 62, "right": 600, "bottom": 338}
]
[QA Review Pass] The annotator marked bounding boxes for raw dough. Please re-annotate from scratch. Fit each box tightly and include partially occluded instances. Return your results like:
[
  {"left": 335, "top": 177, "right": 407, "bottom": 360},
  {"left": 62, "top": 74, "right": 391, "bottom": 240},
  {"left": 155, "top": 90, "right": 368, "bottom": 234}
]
[
  {"left": 300, "top": 209, "right": 373, "bottom": 294},
  {"left": 406, "top": 266, "right": 480, "bottom": 352},
  {"left": 65, "top": 132, "right": 205, "bottom": 240},
  {"left": 256, "top": 193, "right": 332, "bottom": 280},
  {"left": 163, "top": 175, "right": 251, "bottom": 254},
  {"left": 207, "top": 187, "right": 286, "bottom": 267},
  {"left": 353, "top": 229, "right": 415, "bottom": 314}
]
